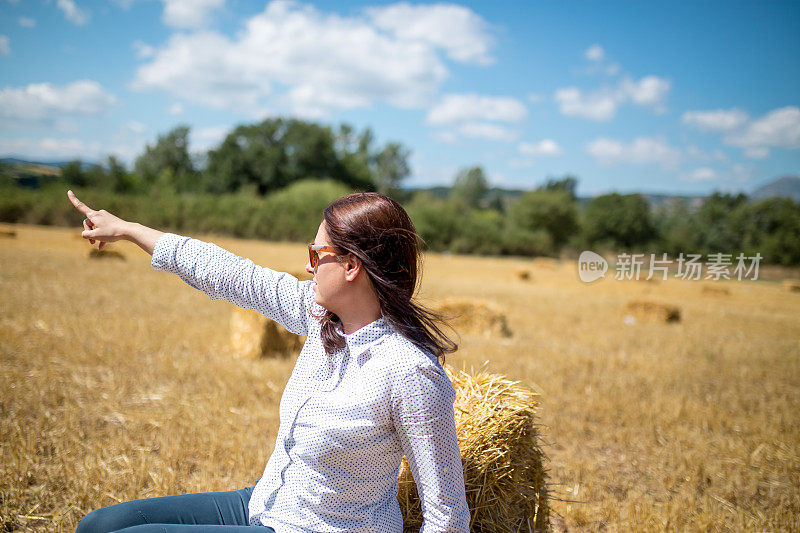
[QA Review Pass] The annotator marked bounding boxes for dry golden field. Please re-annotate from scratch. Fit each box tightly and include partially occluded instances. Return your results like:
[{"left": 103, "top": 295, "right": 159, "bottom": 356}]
[{"left": 1, "top": 223, "right": 799, "bottom": 532}]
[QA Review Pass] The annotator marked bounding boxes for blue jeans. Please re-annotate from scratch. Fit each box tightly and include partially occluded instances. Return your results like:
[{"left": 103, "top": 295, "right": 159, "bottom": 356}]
[{"left": 75, "top": 485, "right": 275, "bottom": 533}]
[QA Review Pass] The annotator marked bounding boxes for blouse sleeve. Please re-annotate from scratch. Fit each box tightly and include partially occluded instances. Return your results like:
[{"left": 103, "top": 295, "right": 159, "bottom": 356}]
[
  {"left": 151, "top": 233, "right": 315, "bottom": 337},
  {"left": 391, "top": 361, "right": 470, "bottom": 533}
]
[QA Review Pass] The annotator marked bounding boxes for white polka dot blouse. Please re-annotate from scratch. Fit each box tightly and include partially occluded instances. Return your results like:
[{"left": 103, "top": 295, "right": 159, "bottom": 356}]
[{"left": 151, "top": 234, "right": 470, "bottom": 533}]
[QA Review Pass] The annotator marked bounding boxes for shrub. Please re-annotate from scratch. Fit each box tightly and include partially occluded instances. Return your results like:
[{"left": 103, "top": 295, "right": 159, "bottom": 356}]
[
  {"left": 583, "top": 193, "right": 656, "bottom": 249},
  {"left": 508, "top": 190, "right": 578, "bottom": 249},
  {"left": 258, "top": 179, "right": 353, "bottom": 241}
]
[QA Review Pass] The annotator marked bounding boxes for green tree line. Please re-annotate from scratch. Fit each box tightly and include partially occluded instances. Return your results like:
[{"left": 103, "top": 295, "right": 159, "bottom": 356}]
[
  {"left": 1, "top": 118, "right": 798, "bottom": 265},
  {"left": 409, "top": 170, "right": 799, "bottom": 265},
  {"left": 45, "top": 120, "right": 409, "bottom": 198}
]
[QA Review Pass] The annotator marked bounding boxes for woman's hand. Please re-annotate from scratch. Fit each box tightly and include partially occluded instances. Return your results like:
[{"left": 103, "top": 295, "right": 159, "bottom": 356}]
[
  {"left": 67, "top": 190, "right": 163, "bottom": 255},
  {"left": 68, "top": 190, "right": 131, "bottom": 249}
]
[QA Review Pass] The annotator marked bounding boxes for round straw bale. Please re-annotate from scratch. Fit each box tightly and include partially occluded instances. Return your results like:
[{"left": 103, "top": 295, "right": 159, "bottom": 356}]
[
  {"left": 782, "top": 279, "right": 800, "bottom": 292},
  {"left": 88, "top": 248, "right": 125, "bottom": 261},
  {"left": 229, "top": 307, "right": 304, "bottom": 358},
  {"left": 398, "top": 366, "right": 549, "bottom": 532},
  {"left": 434, "top": 299, "right": 512, "bottom": 338},
  {"left": 621, "top": 300, "right": 680, "bottom": 323},
  {"left": 514, "top": 268, "right": 532, "bottom": 281}
]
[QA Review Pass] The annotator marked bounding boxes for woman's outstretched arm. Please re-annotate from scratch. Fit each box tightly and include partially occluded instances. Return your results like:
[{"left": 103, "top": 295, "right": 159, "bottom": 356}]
[
  {"left": 68, "top": 190, "right": 314, "bottom": 336},
  {"left": 68, "top": 190, "right": 163, "bottom": 255}
]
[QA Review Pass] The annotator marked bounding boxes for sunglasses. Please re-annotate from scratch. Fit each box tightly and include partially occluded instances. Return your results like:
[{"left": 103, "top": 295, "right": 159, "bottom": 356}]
[{"left": 308, "top": 243, "right": 339, "bottom": 269}]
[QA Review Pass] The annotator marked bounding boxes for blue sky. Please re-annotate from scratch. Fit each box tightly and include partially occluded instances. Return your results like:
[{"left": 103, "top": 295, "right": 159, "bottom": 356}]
[{"left": 1, "top": 0, "right": 798, "bottom": 196}]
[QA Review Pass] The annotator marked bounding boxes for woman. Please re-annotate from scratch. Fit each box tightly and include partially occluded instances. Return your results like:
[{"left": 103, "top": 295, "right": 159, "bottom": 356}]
[{"left": 68, "top": 190, "right": 470, "bottom": 533}]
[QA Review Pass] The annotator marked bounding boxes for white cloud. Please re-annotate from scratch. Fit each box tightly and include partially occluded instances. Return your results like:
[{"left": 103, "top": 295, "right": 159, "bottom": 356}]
[
  {"left": 427, "top": 93, "right": 527, "bottom": 125},
  {"left": 0, "top": 35, "right": 8, "bottom": 56},
  {"left": 518, "top": 139, "right": 562, "bottom": 157},
  {"left": 580, "top": 44, "right": 620, "bottom": 76},
  {"left": 687, "top": 167, "right": 717, "bottom": 181},
  {"left": 57, "top": 0, "right": 89, "bottom": 26},
  {"left": 133, "top": 1, "right": 492, "bottom": 116},
  {"left": 162, "top": 0, "right": 225, "bottom": 29},
  {"left": 681, "top": 164, "right": 757, "bottom": 185},
  {"left": 686, "top": 145, "right": 728, "bottom": 164},
  {"left": 743, "top": 146, "right": 769, "bottom": 159},
  {"left": 0, "top": 124, "right": 150, "bottom": 164},
  {"left": 619, "top": 76, "right": 670, "bottom": 112},
  {"left": 585, "top": 44, "right": 604, "bottom": 62},
  {"left": 585, "top": 137, "right": 680, "bottom": 168},
  {"left": 127, "top": 121, "right": 146, "bottom": 133},
  {"left": 169, "top": 103, "right": 184, "bottom": 115},
  {"left": 18, "top": 17, "right": 36, "bottom": 28},
  {"left": 682, "top": 108, "right": 748, "bottom": 132},
  {"left": 365, "top": 2, "right": 494, "bottom": 65},
  {"left": 685, "top": 106, "right": 800, "bottom": 158},
  {"left": 456, "top": 122, "right": 519, "bottom": 142},
  {"left": 508, "top": 158, "right": 533, "bottom": 169},
  {"left": 555, "top": 75, "right": 671, "bottom": 121},
  {"left": 0, "top": 80, "right": 116, "bottom": 124},
  {"left": 133, "top": 1, "right": 496, "bottom": 117},
  {"left": 426, "top": 93, "right": 526, "bottom": 142},
  {"left": 132, "top": 40, "right": 156, "bottom": 59},
  {"left": 132, "top": 31, "right": 266, "bottom": 111},
  {"left": 110, "top": 0, "right": 136, "bottom": 9},
  {"left": 554, "top": 86, "right": 617, "bottom": 121},
  {"left": 528, "top": 92, "right": 544, "bottom": 103},
  {"left": 0, "top": 137, "right": 105, "bottom": 160},
  {"left": 726, "top": 106, "right": 800, "bottom": 150},
  {"left": 432, "top": 131, "right": 457, "bottom": 144}
]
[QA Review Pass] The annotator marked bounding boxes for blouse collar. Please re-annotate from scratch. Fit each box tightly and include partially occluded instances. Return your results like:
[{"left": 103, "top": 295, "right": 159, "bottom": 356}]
[{"left": 336, "top": 317, "right": 392, "bottom": 358}]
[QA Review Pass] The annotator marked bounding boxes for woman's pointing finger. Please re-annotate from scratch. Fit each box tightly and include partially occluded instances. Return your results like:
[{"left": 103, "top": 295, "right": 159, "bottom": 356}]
[{"left": 68, "top": 190, "right": 95, "bottom": 217}]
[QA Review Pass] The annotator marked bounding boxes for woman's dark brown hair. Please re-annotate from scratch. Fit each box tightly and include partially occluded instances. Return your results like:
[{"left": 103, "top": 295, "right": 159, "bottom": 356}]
[{"left": 316, "top": 192, "right": 457, "bottom": 360}]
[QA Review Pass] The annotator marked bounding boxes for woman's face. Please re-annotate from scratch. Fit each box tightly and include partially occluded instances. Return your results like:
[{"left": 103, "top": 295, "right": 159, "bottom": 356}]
[{"left": 306, "top": 221, "right": 348, "bottom": 310}]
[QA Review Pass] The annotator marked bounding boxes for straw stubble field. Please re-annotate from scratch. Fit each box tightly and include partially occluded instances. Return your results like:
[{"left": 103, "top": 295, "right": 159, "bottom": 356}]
[{"left": 1, "top": 224, "right": 799, "bottom": 531}]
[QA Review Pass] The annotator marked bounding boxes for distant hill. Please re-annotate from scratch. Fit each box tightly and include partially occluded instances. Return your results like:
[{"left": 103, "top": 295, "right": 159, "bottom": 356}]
[
  {"left": 1, "top": 158, "right": 66, "bottom": 188},
  {"left": 751, "top": 176, "right": 800, "bottom": 202},
  {"left": 0, "top": 157, "right": 74, "bottom": 168},
  {"left": 407, "top": 185, "right": 708, "bottom": 211}
]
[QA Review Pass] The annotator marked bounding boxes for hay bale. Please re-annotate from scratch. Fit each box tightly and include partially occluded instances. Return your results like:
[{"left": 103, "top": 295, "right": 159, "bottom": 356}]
[
  {"left": 398, "top": 367, "right": 549, "bottom": 532},
  {"left": 621, "top": 300, "right": 680, "bottom": 323},
  {"left": 88, "top": 248, "right": 125, "bottom": 260},
  {"left": 514, "top": 268, "right": 532, "bottom": 281},
  {"left": 229, "top": 307, "right": 304, "bottom": 358},
  {"left": 434, "top": 299, "right": 511, "bottom": 338},
  {"left": 782, "top": 279, "right": 800, "bottom": 292}
]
